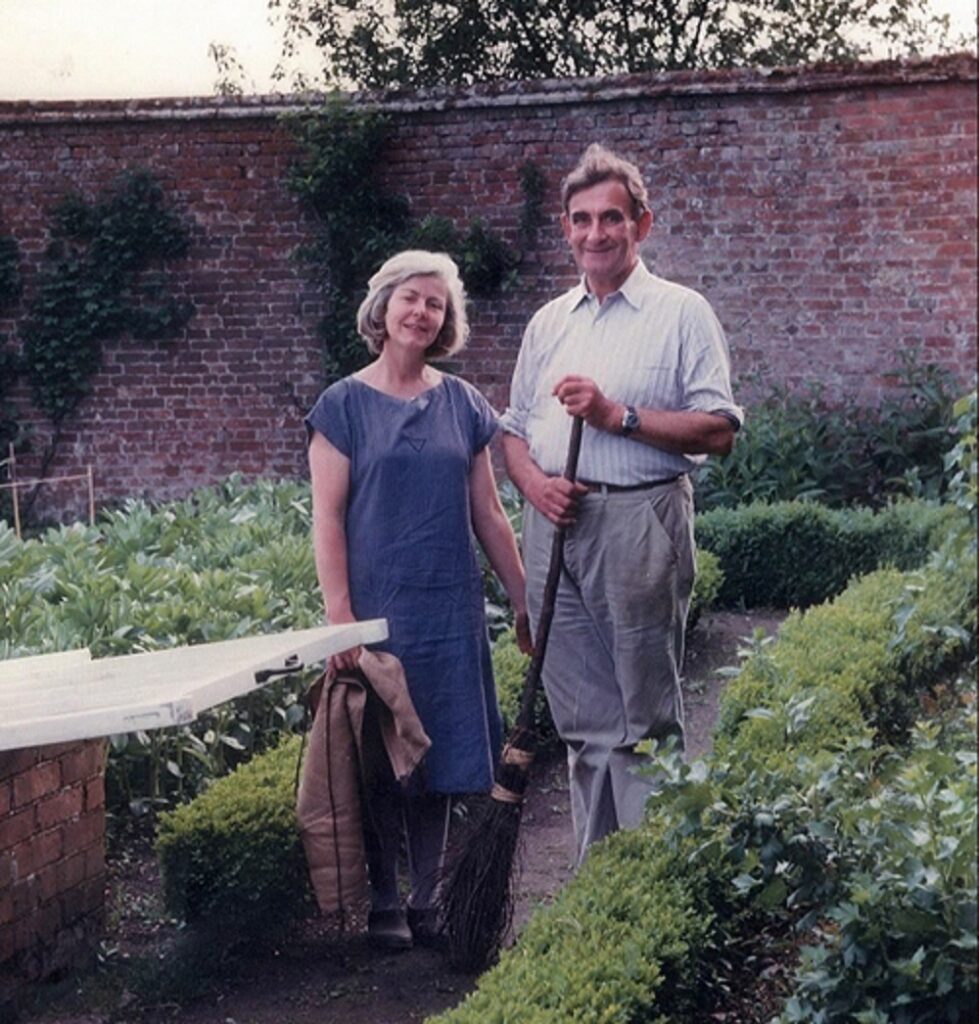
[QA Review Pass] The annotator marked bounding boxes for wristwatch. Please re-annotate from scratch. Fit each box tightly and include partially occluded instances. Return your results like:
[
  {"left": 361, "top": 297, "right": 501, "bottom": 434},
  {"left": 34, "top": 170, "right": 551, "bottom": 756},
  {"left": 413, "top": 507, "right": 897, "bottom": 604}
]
[{"left": 620, "top": 404, "right": 640, "bottom": 437}]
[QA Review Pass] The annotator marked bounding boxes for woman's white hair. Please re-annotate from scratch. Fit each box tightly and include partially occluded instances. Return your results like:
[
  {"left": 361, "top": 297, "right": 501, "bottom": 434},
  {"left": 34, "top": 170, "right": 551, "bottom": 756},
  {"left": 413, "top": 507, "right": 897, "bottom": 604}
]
[{"left": 356, "top": 250, "right": 469, "bottom": 359}]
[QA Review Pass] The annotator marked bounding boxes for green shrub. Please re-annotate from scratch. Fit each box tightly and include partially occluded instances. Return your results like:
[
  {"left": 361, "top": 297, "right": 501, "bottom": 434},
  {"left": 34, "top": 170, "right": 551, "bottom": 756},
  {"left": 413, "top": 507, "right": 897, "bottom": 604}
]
[
  {"left": 688, "top": 547, "right": 722, "bottom": 629},
  {"left": 492, "top": 627, "right": 536, "bottom": 737},
  {"left": 0, "top": 478, "right": 324, "bottom": 810},
  {"left": 715, "top": 554, "right": 976, "bottom": 762},
  {"left": 155, "top": 735, "right": 312, "bottom": 938},
  {"left": 779, "top": 714, "right": 977, "bottom": 1022},
  {"left": 640, "top": 696, "right": 977, "bottom": 1024},
  {"left": 433, "top": 823, "right": 714, "bottom": 1023},
  {"left": 697, "top": 356, "right": 958, "bottom": 511},
  {"left": 432, "top": 513, "right": 975, "bottom": 1023},
  {"left": 696, "top": 499, "right": 959, "bottom": 609}
]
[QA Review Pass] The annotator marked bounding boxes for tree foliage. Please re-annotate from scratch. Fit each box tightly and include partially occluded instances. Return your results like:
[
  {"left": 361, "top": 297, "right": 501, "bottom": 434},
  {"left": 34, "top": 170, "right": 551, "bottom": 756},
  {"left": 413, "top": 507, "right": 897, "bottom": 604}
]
[{"left": 270, "top": 0, "right": 962, "bottom": 89}]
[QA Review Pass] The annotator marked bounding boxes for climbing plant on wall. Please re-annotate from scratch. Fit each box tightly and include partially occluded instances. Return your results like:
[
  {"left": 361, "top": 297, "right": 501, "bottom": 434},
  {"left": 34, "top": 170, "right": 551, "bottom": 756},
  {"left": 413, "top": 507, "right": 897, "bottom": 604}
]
[
  {"left": 285, "top": 97, "right": 545, "bottom": 383},
  {"left": 0, "top": 169, "right": 195, "bottom": 521},
  {"left": 22, "top": 169, "right": 194, "bottom": 427}
]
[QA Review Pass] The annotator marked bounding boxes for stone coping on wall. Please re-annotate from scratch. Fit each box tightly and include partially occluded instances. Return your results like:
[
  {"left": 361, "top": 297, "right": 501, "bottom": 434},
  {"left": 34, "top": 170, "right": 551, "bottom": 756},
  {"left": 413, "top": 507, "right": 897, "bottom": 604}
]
[{"left": 0, "top": 53, "right": 975, "bottom": 126}]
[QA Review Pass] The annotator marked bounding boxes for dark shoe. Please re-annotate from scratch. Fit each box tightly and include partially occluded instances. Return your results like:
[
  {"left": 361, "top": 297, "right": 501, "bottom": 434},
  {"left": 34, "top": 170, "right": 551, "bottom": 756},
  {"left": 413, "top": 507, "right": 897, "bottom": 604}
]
[
  {"left": 368, "top": 908, "right": 412, "bottom": 951},
  {"left": 406, "top": 906, "right": 444, "bottom": 950}
]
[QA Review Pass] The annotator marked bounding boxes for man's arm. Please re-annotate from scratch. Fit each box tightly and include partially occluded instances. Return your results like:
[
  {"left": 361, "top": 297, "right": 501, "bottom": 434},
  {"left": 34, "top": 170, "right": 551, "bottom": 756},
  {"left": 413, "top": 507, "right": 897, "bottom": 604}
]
[
  {"left": 552, "top": 374, "right": 735, "bottom": 456},
  {"left": 501, "top": 432, "right": 588, "bottom": 527}
]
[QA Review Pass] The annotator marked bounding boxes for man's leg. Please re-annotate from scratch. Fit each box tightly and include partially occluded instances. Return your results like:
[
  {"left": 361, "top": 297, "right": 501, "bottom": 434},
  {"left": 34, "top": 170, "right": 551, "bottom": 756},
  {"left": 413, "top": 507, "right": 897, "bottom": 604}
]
[
  {"left": 553, "top": 479, "right": 695, "bottom": 836},
  {"left": 589, "top": 480, "right": 696, "bottom": 829},
  {"left": 523, "top": 503, "right": 622, "bottom": 865}
]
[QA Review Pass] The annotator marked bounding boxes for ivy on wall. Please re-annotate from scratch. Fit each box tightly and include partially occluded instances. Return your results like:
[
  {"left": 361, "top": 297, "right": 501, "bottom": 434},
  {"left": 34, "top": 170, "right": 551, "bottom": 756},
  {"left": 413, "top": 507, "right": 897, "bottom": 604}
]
[
  {"left": 22, "top": 169, "right": 194, "bottom": 425},
  {"left": 0, "top": 169, "right": 194, "bottom": 522},
  {"left": 285, "top": 97, "right": 546, "bottom": 383}
]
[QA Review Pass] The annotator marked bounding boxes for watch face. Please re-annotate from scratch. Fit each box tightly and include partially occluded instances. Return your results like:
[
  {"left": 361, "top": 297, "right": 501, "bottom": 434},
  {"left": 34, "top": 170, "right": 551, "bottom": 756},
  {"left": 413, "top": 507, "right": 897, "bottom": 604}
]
[{"left": 623, "top": 406, "right": 640, "bottom": 434}]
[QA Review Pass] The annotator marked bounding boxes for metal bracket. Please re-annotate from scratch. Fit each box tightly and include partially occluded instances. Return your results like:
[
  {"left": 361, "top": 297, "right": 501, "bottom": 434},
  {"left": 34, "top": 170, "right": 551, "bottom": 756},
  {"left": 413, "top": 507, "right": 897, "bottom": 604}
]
[{"left": 254, "top": 654, "right": 303, "bottom": 684}]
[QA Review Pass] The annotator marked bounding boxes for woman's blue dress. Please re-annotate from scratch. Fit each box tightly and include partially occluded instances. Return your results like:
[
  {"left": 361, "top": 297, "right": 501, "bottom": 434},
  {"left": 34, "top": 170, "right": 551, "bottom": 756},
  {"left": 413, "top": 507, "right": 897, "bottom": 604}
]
[{"left": 305, "top": 374, "right": 503, "bottom": 794}]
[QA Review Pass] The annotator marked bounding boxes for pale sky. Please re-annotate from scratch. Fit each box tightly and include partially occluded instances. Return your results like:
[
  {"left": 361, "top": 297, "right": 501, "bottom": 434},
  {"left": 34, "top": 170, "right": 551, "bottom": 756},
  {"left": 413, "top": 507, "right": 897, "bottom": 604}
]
[{"left": 0, "top": 0, "right": 975, "bottom": 102}]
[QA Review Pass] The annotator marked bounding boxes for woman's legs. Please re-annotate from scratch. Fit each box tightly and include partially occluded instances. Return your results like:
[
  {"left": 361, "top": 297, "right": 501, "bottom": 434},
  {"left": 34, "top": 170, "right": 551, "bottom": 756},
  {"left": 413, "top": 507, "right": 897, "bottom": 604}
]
[{"left": 405, "top": 792, "right": 452, "bottom": 910}]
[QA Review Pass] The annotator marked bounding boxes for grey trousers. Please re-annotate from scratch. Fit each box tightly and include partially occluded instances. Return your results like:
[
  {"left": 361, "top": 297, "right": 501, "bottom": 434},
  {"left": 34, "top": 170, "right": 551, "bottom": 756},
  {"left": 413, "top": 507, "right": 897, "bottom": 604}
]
[{"left": 522, "top": 475, "right": 696, "bottom": 867}]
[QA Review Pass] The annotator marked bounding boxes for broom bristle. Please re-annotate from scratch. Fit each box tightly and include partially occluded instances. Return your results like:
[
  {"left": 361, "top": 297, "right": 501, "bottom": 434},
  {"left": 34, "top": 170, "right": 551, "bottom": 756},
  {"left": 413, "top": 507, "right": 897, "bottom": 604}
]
[{"left": 440, "top": 798, "right": 523, "bottom": 971}]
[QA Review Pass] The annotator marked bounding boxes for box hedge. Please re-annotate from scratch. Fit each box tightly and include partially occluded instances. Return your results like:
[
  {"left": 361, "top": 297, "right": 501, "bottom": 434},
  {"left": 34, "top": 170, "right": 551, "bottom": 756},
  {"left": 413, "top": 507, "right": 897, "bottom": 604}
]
[
  {"left": 695, "top": 499, "right": 958, "bottom": 609},
  {"left": 155, "top": 735, "right": 313, "bottom": 938},
  {"left": 433, "top": 823, "right": 715, "bottom": 1024},
  {"left": 428, "top": 549, "right": 975, "bottom": 1021}
]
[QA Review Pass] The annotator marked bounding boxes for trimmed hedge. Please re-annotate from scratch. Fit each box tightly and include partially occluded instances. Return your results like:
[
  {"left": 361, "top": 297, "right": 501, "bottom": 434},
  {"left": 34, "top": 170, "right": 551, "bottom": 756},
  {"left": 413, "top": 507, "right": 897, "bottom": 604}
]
[
  {"left": 435, "top": 823, "right": 715, "bottom": 1023},
  {"left": 155, "top": 736, "right": 313, "bottom": 937},
  {"left": 696, "top": 499, "right": 958, "bottom": 609},
  {"left": 154, "top": 622, "right": 540, "bottom": 937},
  {"left": 430, "top": 551, "right": 975, "bottom": 1021},
  {"left": 714, "top": 557, "right": 976, "bottom": 764}
]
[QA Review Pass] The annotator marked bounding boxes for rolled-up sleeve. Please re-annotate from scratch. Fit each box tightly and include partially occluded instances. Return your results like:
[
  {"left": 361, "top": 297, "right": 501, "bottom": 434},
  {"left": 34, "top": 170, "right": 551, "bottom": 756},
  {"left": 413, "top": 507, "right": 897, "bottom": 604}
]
[
  {"left": 499, "top": 319, "right": 539, "bottom": 440},
  {"left": 679, "top": 295, "right": 744, "bottom": 430}
]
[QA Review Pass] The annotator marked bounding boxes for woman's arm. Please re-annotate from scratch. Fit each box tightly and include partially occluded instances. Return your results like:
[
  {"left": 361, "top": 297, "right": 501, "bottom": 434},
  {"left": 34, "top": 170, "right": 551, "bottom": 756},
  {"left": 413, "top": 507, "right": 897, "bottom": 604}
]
[
  {"left": 469, "top": 448, "right": 533, "bottom": 654},
  {"left": 308, "top": 430, "right": 361, "bottom": 673}
]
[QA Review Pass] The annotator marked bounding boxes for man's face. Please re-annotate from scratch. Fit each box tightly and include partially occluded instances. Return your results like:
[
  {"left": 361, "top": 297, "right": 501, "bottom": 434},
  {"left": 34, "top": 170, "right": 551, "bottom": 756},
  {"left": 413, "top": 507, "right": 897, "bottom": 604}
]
[{"left": 561, "top": 179, "right": 652, "bottom": 298}]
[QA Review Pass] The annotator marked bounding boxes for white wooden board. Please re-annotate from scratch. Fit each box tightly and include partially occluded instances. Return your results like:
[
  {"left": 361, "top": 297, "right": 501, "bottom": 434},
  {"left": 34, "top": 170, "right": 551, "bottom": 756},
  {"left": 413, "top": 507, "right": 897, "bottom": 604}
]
[{"left": 0, "top": 621, "right": 387, "bottom": 751}]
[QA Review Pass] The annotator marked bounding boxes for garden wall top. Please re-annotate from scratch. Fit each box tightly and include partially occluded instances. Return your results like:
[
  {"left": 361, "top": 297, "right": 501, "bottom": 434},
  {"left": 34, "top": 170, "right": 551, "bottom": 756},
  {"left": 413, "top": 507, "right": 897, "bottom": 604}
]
[{"left": 0, "top": 53, "right": 975, "bottom": 123}]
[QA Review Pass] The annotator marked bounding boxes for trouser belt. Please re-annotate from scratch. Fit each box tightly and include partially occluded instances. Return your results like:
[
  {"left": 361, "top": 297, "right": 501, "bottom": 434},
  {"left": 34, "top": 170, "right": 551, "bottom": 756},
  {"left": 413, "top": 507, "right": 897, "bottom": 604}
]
[{"left": 580, "top": 475, "right": 683, "bottom": 494}]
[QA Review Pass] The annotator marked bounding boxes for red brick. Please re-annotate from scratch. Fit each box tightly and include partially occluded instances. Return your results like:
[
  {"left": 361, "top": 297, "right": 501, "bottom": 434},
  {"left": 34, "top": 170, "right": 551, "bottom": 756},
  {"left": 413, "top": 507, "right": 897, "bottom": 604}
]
[
  {"left": 84, "top": 775, "right": 105, "bottom": 813},
  {"left": 60, "top": 743, "right": 106, "bottom": 786},
  {"left": 55, "top": 851, "right": 88, "bottom": 894},
  {"left": 0, "top": 920, "right": 13, "bottom": 961},
  {"left": 0, "top": 808, "right": 34, "bottom": 853},
  {"left": 10, "top": 877, "right": 38, "bottom": 920},
  {"left": 61, "top": 813, "right": 103, "bottom": 856},
  {"left": 12, "top": 763, "right": 61, "bottom": 808},
  {"left": 35, "top": 899, "right": 62, "bottom": 942},
  {"left": 0, "top": 56, "right": 974, "bottom": 522},
  {"left": 84, "top": 843, "right": 106, "bottom": 881},
  {"left": 12, "top": 916, "right": 35, "bottom": 955},
  {"left": 0, "top": 751, "right": 38, "bottom": 783},
  {"left": 35, "top": 786, "right": 84, "bottom": 831},
  {"left": 10, "top": 828, "right": 63, "bottom": 880}
]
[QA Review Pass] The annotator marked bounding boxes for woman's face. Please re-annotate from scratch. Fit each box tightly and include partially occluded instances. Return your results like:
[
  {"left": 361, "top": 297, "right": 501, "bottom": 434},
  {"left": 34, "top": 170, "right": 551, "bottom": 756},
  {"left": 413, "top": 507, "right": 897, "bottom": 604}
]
[{"left": 383, "top": 275, "right": 449, "bottom": 354}]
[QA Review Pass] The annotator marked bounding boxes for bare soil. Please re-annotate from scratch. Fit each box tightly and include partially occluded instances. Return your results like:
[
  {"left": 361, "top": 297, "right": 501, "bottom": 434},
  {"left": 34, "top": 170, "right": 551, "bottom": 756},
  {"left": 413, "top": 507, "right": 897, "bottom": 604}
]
[{"left": 23, "top": 610, "right": 785, "bottom": 1024}]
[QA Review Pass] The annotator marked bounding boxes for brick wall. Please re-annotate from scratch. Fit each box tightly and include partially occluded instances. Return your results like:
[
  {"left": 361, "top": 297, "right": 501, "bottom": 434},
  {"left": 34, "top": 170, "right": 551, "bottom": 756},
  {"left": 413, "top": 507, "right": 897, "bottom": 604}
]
[
  {"left": 0, "top": 54, "right": 976, "bottom": 520},
  {"left": 0, "top": 741, "right": 107, "bottom": 1015}
]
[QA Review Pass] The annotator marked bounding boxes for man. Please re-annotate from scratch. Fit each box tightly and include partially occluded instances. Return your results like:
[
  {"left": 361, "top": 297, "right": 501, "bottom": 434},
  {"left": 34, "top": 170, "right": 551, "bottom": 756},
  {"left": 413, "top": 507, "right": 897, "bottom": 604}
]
[{"left": 500, "top": 143, "right": 742, "bottom": 866}]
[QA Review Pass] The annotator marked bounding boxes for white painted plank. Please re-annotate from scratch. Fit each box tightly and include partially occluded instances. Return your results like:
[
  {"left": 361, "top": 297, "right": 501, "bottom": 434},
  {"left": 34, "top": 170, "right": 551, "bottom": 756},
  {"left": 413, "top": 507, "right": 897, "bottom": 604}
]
[{"left": 0, "top": 621, "right": 387, "bottom": 751}]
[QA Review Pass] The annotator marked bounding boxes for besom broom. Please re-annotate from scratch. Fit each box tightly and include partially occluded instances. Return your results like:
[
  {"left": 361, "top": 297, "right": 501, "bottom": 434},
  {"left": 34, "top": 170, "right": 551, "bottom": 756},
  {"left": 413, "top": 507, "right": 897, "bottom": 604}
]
[{"left": 440, "top": 415, "right": 584, "bottom": 971}]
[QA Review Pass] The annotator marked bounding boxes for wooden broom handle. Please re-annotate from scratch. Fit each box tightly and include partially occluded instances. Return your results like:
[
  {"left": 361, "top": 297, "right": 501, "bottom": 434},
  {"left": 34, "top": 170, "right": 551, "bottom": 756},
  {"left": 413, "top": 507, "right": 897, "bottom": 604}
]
[{"left": 515, "top": 416, "right": 584, "bottom": 732}]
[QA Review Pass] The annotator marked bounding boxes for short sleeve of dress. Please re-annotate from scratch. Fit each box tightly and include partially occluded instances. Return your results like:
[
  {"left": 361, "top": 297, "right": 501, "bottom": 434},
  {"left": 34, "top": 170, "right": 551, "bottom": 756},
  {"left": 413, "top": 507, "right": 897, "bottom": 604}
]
[
  {"left": 454, "top": 377, "right": 499, "bottom": 455},
  {"left": 304, "top": 380, "right": 353, "bottom": 457}
]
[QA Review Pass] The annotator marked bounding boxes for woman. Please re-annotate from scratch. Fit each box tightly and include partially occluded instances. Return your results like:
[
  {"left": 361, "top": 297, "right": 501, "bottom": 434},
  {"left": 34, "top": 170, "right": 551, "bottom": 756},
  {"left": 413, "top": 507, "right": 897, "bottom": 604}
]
[{"left": 305, "top": 250, "right": 531, "bottom": 950}]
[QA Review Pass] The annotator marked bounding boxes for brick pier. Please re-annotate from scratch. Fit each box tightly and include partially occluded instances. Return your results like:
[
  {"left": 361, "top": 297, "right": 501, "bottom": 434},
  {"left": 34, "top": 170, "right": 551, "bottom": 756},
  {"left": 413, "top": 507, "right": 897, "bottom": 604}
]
[{"left": 0, "top": 741, "right": 107, "bottom": 1020}]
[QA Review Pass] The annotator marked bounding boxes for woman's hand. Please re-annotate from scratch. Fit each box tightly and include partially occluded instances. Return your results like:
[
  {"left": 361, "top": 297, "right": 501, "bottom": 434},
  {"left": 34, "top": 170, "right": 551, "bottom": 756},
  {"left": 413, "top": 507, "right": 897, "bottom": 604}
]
[
  {"left": 514, "top": 609, "right": 534, "bottom": 656},
  {"left": 329, "top": 643, "right": 363, "bottom": 677}
]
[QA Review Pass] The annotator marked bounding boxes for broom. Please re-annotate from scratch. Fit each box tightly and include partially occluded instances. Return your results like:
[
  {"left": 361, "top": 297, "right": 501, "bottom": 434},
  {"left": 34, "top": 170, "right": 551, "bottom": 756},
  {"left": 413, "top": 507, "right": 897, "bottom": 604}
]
[{"left": 440, "top": 415, "right": 584, "bottom": 972}]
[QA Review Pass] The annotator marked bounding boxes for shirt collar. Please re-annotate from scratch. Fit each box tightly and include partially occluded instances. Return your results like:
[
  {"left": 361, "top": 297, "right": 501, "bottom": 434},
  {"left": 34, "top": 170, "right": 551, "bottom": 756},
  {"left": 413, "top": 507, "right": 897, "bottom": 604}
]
[{"left": 570, "top": 259, "right": 649, "bottom": 312}]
